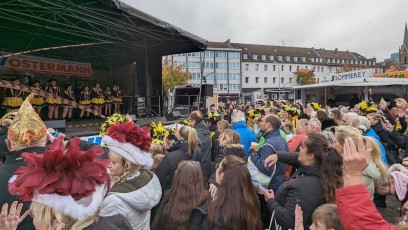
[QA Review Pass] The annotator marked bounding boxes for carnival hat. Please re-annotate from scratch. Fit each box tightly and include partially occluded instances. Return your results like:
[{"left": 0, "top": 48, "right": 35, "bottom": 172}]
[
  {"left": 7, "top": 94, "right": 47, "bottom": 147},
  {"left": 102, "top": 121, "right": 153, "bottom": 167},
  {"left": 9, "top": 137, "right": 110, "bottom": 220}
]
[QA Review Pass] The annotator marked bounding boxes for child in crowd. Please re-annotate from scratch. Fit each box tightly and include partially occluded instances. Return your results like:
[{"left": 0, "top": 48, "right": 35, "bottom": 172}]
[{"left": 294, "top": 203, "right": 344, "bottom": 230}]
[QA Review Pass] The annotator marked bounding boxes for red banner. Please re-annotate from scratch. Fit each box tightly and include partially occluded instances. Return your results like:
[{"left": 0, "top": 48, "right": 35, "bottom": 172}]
[{"left": 0, "top": 53, "right": 92, "bottom": 77}]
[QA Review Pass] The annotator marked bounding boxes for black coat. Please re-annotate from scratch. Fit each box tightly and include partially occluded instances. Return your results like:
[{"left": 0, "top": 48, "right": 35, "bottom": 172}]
[
  {"left": 371, "top": 122, "right": 398, "bottom": 150},
  {"left": 0, "top": 146, "right": 47, "bottom": 230},
  {"left": 195, "top": 121, "right": 212, "bottom": 183},
  {"left": 209, "top": 145, "right": 247, "bottom": 185},
  {"left": 155, "top": 141, "right": 200, "bottom": 191},
  {"left": 86, "top": 214, "right": 132, "bottom": 230},
  {"left": 267, "top": 152, "right": 325, "bottom": 230}
]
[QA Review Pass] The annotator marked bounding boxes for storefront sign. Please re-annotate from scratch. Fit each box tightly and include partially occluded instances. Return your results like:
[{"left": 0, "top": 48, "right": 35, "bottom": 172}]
[
  {"left": 319, "top": 69, "right": 374, "bottom": 83},
  {"left": 374, "top": 71, "right": 408, "bottom": 79},
  {"left": 0, "top": 53, "right": 92, "bottom": 76}
]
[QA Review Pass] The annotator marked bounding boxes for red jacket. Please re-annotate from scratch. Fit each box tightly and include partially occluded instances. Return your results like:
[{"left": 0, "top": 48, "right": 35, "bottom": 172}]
[
  {"left": 285, "top": 131, "right": 307, "bottom": 180},
  {"left": 336, "top": 184, "right": 397, "bottom": 230}
]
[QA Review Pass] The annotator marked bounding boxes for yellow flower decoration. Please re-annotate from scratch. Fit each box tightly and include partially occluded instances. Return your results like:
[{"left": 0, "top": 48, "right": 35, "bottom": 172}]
[
  {"left": 150, "top": 122, "right": 170, "bottom": 144},
  {"left": 100, "top": 113, "right": 128, "bottom": 136}
]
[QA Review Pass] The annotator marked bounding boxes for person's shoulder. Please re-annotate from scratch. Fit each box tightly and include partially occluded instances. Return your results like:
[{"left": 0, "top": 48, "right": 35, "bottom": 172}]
[{"left": 86, "top": 214, "right": 132, "bottom": 230}]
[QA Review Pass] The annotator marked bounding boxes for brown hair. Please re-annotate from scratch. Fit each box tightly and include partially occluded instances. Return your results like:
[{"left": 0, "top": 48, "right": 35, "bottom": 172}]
[
  {"left": 152, "top": 161, "right": 208, "bottom": 230},
  {"left": 178, "top": 126, "right": 199, "bottom": 156},
  {"left": 208, "top": 155, "right": 262, "bottom": 230},
  {"left": 304, "top": 133, "right": 343, "bottom": 203},
  {"left": 316, "top": 110, "right": 328, "bottom": 123},
  {"left": 222, "top": 129, "right": 241, "bottom": 145},
  {"left": 190, "top": 111, "right": 204, "bottom": 123},
  {"left": 312, "top": 204, "right": 343, "bottom": 230},
  {"left": 366, "top": 112, "right": 381, "bottom": 122},
  {"left": 264, "top": 114, "right": 281, "bottom": 130},
  {"left": 217, "top": 120, "right": 230, "bottom": 132}
]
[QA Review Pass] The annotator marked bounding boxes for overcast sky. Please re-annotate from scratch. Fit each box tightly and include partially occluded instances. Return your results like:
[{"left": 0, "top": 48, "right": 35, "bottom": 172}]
[{"left": 122, "top": 0, "right": 407, "bottom": 61}]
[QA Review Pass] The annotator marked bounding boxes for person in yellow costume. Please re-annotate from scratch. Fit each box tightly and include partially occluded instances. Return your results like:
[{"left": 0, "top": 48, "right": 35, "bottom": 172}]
[
  {"left": 2, "top": 78, "right": 24, "bottom": 113},
  {"left": 31, "top": 80, "right": 45, "bottom": 115},
  {"left": 91, "top": 82, "right": 105, "bottom": 116},
  {"left": 45, "top": 79, "right": 62, "bottom": 120}
]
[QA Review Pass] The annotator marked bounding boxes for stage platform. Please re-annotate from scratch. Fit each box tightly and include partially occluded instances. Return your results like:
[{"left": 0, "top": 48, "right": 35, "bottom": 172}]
[{"left": 65, "top": 116, "right": 185, "bottom": 138}]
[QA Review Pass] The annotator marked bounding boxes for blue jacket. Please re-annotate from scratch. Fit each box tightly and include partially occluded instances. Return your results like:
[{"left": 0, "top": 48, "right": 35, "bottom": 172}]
[
  {"left": 251, "top": 129, "right": 288, "bottom": 192},
  {"left": 364, "top": 128, "right": 388, "bottom": 165},
  {"left": 230, "top": 121, "right": 257, "bottom": 156}
]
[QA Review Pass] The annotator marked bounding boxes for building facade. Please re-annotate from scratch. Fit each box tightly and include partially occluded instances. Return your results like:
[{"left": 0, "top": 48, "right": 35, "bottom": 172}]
[
  {"left": 167, "top": 43, "right": 242, "bottom": 102},
  {"left": 168, "top": 41, "right": 378, "bottom": 103},
  {"left": 399, "top": 23, "right": 408, "bottom": 70}
]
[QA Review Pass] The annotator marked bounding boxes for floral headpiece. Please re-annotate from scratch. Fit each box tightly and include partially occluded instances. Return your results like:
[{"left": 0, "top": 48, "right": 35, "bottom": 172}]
[
  {"left": 311, "top": 102, "right": 322, "bottom": 111},
  {"left": 9, "top": 137, "right": 109, "bottom": 220},
  {"left": 180, "top": 119, "right": 190, "bottom": 126},
  {"left": 102, "top": 122, "right": 153, "bottom": 167},
  {"left": 205, "top": 111, "right": 221, "bottom": 124},
  {"left": 100, "top": 113, "right": 129, "bottom": 136},
  {"left": 358, "top": 101, "right": 377, "bottom": 113},
  {"left": 150, "top": 122, "right": 169, "bottom": 145}
]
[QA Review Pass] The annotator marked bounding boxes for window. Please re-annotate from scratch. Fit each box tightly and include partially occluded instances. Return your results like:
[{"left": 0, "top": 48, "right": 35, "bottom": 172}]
[
  {"left": 218, "top": 84, "right": 228, "bottom": 90},
  {"left": 294, "top": 57, "right": 298, "bottom": 61},
  {"left": 289, "top": 66, "right": 292, "bottom": 72},
  {"left": 273, "top": 65, "right": 276, "bottom": 71},
  {"left": 205, "top": 62, "right": 214, "bottom": 69},
  {"left": 281, "top": 78, "right": 284, "bottom": 84},
  {"left": 204, "top": 51, "right": 214, "bottom": 58},
  {"left": 229, "top": 73, "right": 240, "bottom": 79},
  {"left": 264, "top": 65, "right": 268, "bottom": 71},
  {"left": 317, "top": 67, "right": 320, "bottom": 72},
  {"left": 255, "top": 64, "right": 259, "bottom": 71},
  {"left": 289, "top": 78, "right": 292, "bottom": 83},
  {"left": 321, "top": 67, "right": 324, "bottom": 72},
  {"left": 229, "top": 62, "right": 240, "bottom": 69},
  {"left": 278, "top": 56, "right": 282, "bottom": 61},
  {"left": 286, "top": 56, "right": 291, "bottom": 61},
  {"left": 216, "top": 62, "right": 228, "bottom": 69},
  {"left": 281, "top": 65, "right": 284, "bottom": 71},
  {"left": 270, "top": 55, "right": 274, "bottom": 60},
  {"left": 262, "top": 55, "right": 266, "bottom": 60},
  {"left": 215, "top": 52, "right": 227, "bottom": 58},
  {"left": 255, "top": 77, "right": 259, "bottom": 83},
  {"left": 243, "top": 54, "right": 248, "bottom": 59},
  {"left": 245, "top": 64, "right": 249, "bottom": 70},
  {"left": 245, "top": 77, "right": 249, "bottom": 83},
  {"left": 253, "top": 55, "right": 258, "bottom": 59},
  {"left": 228, "top": 52, "right": 240, "bottom": 59},
  {"left": 264, "top": 77, "right": 267, "bottom": 83},
  {"left": 273, "top": 77, "right": 276, "bottom": 83}
]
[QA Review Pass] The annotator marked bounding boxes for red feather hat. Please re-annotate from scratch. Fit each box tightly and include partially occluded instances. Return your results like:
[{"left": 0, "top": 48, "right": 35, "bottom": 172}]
[
  {"left": 9, "top": 137, "right": 110, "bottom": 220},
  {"left": 102, "top": 121, "right": 153, "bottom": 167}
]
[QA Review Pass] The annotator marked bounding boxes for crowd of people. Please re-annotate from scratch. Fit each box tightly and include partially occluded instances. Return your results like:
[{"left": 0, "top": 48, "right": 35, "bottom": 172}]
[
  {"left": 1, "top": 78, "right": 123, "bottom": 120},
  {"left": 3, "top": 94, "right": 408, "bottom": 229}
]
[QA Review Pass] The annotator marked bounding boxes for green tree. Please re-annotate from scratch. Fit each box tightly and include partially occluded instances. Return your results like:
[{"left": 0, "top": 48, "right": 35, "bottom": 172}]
[
  {"left": 294, "top": 68, "right": 316, "bottom": 85},
  {"left": 162, "top": 59, "right": 191, "bottom": 95}
]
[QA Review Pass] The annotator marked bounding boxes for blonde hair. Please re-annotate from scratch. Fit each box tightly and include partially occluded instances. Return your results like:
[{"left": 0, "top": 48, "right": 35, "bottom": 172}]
[
  {"left": 108, "top": 151, "right": 141, "bottom": 183},
  {"left": 312, "top": 204, "right": 343, "bottom": 230},
  {"left": 363, "top": 136, "right": 388, "bottom": 181},
  {"left": 222, "top": 129, "right": 241, "bottom": 146},
  {"left": 30, "top": 201, "right": 98, "bottom": 230},
  {"left": 334, "top": 126, "right": 360, "bottom": 149},
  {"left": 178, "top": 126, "right": 199, "bottom": 156},
  {"left": 150, "top": 143, "right": 164, "bottom": 156},
  {"left": 153, "top": 154, "right": 165, "bottom": 167},
  {"left": 217, "top": 120, "right": 230, "bottom": 132}
]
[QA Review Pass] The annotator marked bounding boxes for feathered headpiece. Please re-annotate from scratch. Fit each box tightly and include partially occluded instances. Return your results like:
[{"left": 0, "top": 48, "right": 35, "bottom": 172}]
[
  {"left": 9, "top": 137, "right": 109, "bottom": 220},
  {"left": 102, "top": 122, "right": 153, "bottom": 167}
]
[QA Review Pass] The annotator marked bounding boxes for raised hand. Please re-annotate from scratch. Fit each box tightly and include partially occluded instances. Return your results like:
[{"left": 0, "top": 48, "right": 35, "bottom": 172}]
[
  {"left": 0, "top": 202, "right": 29, "bottom": 230},
  {"left": 343, "top": 137, "right": 372, "bottom": 176},
  {"left": 294, "top": 204, "right": 304, "bottom": 230}
]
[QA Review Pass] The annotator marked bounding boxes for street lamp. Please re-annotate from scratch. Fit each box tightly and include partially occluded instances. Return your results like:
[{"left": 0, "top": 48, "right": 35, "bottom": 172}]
[{"left": 274, "top": 50, "right": 281, "bottom": 99}]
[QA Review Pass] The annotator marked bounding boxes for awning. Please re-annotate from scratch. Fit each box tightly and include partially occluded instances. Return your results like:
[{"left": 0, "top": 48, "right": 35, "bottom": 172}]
[{"left": 292, "top": 77, "right": 408, "bottom": 89}]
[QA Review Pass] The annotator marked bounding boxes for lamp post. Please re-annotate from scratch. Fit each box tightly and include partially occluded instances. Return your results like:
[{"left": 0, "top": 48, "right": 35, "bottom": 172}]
[
  {"left": 274, "top": 50, "right": 281, "bottom": 99},
  {"left": 281, "top": 82, "right": 292, "bottom": 99}
]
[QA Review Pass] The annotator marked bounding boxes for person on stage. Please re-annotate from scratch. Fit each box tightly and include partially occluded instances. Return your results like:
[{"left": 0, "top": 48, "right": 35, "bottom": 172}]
[
  {"left": 112, "top": 83, "right": 123, "bottom": 114},
  {"left": 104, "top": 86, "right": 113, "bottom": 116},
  {"left": 79, "top": 85, "right": 91, "bottom": 119},
  {"left": 91, "top": 82, "right": 105, "bottom": 116},
  {"left": 45, "top": 78, "right": 61, "bottom": 120},
  {"left": 31, "top": 80, "right": 45, "bottom": 115},
  {"left": 2, "top": 78, "right": 24, "bottom": 113},
  {"left": 62, "top": 84, "right": 76, "bottom": 121}
]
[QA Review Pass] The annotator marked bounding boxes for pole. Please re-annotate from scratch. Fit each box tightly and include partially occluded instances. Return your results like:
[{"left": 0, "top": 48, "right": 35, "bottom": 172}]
[
  {"left": 198, "top": 51, "right": 206, "bottom": 110},
  {"left": 227, "top": 51, "right": 230, "bottom": 99},
  {"left": 278, "top": 62, "right": 281, "bottom": 99}
]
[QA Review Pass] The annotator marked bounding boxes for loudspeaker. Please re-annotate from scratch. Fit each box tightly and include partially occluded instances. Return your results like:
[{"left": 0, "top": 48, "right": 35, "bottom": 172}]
[
  {"left": 201, "top": 84, "right": 213, "bottom": 97},
  {"left": 165, "top": 111, "right": 181, "bottom": 121}
]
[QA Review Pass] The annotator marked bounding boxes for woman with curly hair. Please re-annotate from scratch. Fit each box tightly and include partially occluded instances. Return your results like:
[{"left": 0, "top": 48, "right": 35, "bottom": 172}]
[
  {"left": 264, "top": 133, "right": 343, "bottom": 230},
  {"left": 100, "top": 121, "right": 162, "bottom": 229},
  {"left": 152, "top": 161, "right": 208, "bottom": 230}
]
